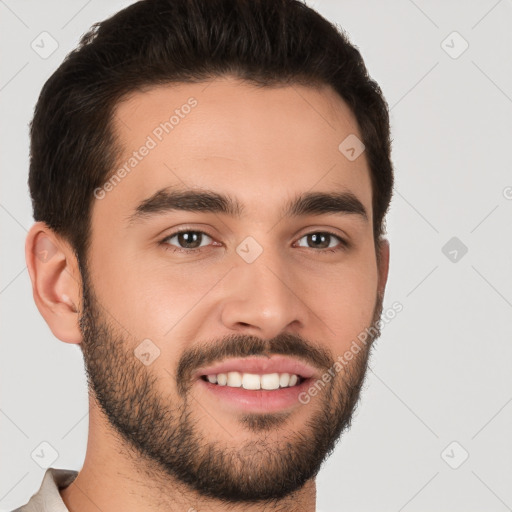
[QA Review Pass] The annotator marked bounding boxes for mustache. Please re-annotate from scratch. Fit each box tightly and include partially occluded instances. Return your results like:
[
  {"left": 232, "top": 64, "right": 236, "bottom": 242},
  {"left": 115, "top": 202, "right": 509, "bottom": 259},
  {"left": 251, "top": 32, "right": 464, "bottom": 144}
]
[{"left": 176, "top": 332, "right": 334, "bottom": 395}]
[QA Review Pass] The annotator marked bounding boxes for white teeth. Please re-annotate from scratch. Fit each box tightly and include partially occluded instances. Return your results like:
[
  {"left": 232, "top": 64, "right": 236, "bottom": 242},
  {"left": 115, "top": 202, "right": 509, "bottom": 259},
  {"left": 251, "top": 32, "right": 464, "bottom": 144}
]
[
  {"left": 242, "top": 373, "right": 261, "bottom": 390},
  {"left": 204, "top": 371, "right": 302, "bottom": 390},
  {"left": 261, "top": 373, "right": 280, "bottom": 390},
  {"left": 279, "top": 373, "right": 290, "bottom": 387},
  {"left": 227, "top": 371, "right": 242, "bottom": 387}
]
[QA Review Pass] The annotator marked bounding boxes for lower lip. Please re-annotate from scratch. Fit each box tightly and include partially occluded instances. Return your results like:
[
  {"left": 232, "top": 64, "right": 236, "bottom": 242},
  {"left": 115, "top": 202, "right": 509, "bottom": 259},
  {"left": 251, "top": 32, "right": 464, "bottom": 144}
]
[{"left": 196, "top": 377, "right": 312, "bottom": 413}]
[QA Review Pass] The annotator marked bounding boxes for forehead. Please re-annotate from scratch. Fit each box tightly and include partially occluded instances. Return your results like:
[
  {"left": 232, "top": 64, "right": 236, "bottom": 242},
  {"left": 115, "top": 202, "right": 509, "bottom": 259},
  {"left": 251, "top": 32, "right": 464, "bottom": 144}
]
[{"left": 96, "top": 76, "right": 373, "bottom": 227}]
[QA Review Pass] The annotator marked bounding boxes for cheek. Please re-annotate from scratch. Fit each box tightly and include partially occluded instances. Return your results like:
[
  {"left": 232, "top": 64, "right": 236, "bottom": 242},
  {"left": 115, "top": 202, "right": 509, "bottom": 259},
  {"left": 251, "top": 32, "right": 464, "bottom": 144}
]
[
  {"left": 90, "top": 245, "right": 225, "bottom": 340},
  {"left": 308, "top": 255, "right": 379, "bottom": 352}
]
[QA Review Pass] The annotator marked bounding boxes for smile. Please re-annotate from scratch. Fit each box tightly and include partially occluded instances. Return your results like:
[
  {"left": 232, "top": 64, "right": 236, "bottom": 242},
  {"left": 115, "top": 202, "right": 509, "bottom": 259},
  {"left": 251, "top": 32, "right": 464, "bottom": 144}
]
[{"left": 201, "top": 371, "right": 303, "bottom": 390}]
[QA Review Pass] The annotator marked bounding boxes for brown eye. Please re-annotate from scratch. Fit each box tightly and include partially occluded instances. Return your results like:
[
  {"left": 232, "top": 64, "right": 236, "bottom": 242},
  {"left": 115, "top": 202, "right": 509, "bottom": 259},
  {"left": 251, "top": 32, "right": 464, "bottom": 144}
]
[
  {"left": 162, "top": 230, "right": 213, "bottom": 251},
  {"left": 295, "top": 232, "right": 347, "bottom": 251}
]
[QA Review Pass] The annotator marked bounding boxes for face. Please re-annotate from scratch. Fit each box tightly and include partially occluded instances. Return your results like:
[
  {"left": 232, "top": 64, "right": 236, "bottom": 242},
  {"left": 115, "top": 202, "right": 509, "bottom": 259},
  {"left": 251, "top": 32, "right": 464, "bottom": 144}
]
[{"left": 78, "top": 76, "right": 387, "bottom": 502}]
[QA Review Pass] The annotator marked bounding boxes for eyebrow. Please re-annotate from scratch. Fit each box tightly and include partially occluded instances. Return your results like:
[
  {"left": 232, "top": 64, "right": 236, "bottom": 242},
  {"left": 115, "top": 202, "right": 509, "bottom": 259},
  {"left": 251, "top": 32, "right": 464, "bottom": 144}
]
[{"left": 126, "top": 187, "right": 369, "bottom": 225}]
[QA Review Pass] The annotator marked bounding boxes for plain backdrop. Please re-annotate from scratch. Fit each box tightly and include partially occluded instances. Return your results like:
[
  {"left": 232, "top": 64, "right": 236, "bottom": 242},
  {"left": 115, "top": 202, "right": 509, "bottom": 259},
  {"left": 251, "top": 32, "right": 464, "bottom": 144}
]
[{"left": 1, "top": 1, "right": 511, "bottom": 510}]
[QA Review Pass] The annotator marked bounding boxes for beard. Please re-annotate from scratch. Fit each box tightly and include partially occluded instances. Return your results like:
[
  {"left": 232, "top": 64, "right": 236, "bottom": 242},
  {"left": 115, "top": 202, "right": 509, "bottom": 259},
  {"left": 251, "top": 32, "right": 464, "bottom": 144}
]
[{"left": 78, "top": 264, "right": 384, "bottom": 504}]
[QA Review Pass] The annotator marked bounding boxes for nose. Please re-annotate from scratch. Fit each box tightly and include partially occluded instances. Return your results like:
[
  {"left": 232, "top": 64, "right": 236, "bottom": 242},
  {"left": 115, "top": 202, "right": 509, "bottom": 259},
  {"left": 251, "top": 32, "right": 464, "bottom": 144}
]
[{"left": 220, "top": 251, "right": 310, "bottom": 340}]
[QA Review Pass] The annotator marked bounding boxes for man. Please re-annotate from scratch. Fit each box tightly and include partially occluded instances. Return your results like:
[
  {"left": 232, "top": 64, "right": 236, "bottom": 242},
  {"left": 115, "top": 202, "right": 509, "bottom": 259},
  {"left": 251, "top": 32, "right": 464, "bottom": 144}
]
[{"left": 17, "top": 0, "right": 393, "bottom": 510}]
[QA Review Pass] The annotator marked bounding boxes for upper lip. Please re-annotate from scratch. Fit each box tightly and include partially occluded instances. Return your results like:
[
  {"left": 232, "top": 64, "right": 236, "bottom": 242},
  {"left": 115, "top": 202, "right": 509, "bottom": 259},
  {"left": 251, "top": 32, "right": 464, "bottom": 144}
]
[{"left": 193, "top": 355, "right": 319, "bottom": 380}]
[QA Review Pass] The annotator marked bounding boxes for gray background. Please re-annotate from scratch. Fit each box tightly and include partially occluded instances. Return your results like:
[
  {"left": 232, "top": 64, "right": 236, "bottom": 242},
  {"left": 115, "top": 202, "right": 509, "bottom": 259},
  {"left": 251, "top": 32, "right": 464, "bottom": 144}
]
[{"left": 1, "top": 1, "right": 511, "bottom": 510}]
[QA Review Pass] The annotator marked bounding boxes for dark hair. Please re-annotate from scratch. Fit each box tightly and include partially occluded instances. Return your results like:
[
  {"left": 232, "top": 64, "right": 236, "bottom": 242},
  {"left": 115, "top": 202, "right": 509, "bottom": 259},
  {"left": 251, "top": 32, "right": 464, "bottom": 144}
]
[{"left": 29, "top": 0, "right": 393, "bottom": 266}]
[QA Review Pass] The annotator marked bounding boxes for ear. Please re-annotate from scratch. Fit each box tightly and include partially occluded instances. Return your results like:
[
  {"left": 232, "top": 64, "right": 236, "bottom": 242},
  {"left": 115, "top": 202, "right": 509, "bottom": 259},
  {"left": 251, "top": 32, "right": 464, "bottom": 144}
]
[
  {"left": 25, "top": 222, "right": 83, "bottom": 345},
  {"left": 376, "top": 237, "right": 390, "bottom": 299}
]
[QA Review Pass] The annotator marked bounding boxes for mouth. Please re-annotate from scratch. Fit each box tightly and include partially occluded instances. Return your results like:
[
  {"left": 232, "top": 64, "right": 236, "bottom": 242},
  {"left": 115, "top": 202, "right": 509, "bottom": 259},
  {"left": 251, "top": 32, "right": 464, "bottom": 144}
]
[
  {"left": 199, "top": 371, "right": 306, "bottom": 389},
  {"left": 193, "top": 356, "right": 318, "bottom": 413}
]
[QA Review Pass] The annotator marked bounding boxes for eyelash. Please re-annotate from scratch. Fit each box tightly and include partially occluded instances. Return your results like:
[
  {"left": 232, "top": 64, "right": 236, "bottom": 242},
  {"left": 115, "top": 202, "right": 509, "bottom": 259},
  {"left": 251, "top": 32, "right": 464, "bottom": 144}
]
[{"left": 159, "top": 228, "right": 349, "bottom": 255}]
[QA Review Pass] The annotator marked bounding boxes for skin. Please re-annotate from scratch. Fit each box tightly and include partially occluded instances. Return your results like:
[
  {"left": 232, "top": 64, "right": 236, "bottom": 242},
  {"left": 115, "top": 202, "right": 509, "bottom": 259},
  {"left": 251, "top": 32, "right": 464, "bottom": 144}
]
[{"left": 25, "top": 76, "right": 389, "bottom": 512}]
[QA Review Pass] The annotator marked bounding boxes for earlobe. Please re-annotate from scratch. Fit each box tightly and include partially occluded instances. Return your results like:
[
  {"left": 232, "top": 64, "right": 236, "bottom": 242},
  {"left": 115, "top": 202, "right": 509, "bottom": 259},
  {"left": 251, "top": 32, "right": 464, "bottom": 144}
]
[{"left": 25, "top": 222, "right": 83, "bottom": 344}]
